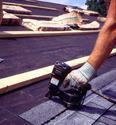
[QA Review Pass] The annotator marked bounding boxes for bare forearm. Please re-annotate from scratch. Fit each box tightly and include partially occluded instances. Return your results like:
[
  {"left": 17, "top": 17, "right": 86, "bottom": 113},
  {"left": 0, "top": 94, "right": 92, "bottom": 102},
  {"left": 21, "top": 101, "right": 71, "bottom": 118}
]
[
  {"left": 88, "top": 22, "right": 116, "bottom": 70},
  {"left": 87, "top": 0, "right": 116, "bottom": 70}
]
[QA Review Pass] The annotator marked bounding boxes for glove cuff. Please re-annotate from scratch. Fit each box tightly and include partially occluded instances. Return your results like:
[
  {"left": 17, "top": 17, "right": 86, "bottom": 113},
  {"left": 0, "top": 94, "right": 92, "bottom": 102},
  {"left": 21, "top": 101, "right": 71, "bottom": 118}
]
[{"left": 79, "top": 62, "right": 96, "bottom": 81}]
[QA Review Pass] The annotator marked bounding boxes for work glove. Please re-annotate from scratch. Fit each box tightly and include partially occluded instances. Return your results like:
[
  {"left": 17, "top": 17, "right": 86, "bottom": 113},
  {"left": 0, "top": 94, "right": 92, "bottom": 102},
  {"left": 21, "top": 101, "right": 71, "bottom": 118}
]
[{"left": 63, "top": 62, "right": 96, "bottom": 87}]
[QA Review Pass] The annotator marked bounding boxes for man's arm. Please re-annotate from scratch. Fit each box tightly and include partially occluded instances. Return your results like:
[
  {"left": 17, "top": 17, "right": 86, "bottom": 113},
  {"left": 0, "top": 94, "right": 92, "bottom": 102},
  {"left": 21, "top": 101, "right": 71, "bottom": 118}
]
[
  {"left": 88, "top": 0, "right": 116, "bottom": 70},
  {"left": 0, "top": 0, "right": 3, "bottom": 24},
  {"left": 64, "top": 0, "right": 116, "bottom": 87}
]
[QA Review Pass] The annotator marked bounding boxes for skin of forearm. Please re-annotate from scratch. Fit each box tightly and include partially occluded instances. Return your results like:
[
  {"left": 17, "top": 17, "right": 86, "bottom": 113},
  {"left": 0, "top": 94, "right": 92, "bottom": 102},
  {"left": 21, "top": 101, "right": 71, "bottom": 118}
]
[
  {"left": 87, "top": 0, "right": 116, "bottom": 70},
  {"left": 88, "top": 21, "right": 116, "bottom": 70}
]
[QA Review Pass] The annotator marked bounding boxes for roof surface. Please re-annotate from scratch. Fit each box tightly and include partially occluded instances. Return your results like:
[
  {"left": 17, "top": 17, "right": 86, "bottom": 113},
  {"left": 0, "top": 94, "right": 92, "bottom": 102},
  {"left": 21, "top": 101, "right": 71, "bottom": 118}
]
[{"left": 0, "top": 0, "right": 116, "bottom": 125}]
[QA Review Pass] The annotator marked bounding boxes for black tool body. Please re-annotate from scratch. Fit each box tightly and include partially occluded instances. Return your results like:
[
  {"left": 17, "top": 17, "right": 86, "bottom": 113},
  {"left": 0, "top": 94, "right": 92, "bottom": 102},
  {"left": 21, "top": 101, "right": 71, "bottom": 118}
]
[{"left": 46, "top": 61, "right": 91, "bottom": 108}]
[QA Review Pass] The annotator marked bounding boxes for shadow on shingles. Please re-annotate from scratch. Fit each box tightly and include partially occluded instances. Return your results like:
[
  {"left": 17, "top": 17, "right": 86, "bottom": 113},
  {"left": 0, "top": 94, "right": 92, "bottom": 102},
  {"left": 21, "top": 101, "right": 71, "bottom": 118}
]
[
  {"left": 50, "top": 98, "right": 116, "bottom": 117},
  {"left": 103, "top": 90, "right": 116, "bottom": 99},
  {"left": 79, "top": 105, "right": 116, "bottom": 117}
]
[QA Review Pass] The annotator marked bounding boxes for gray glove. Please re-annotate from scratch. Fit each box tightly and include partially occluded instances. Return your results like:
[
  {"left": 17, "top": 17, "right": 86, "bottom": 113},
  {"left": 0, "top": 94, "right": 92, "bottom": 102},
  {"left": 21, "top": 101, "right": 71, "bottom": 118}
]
[{"left": 63, "top": 62, "right": 96, "bottom": 87}]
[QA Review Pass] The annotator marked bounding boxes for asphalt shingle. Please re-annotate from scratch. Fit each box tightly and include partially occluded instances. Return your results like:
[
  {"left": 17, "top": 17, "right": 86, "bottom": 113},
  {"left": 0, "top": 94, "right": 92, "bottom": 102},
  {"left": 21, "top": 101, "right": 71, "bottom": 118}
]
[
  {"left": 20, "top": 69, "right": 116, "bottom": 125},
  {"left": 20, "top": 100, "right": 66, "bottom": 125}
]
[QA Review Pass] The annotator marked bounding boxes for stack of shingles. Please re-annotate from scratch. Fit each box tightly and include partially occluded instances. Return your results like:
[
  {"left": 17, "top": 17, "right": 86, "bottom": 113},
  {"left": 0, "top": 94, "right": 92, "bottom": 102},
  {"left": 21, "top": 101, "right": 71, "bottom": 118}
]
[
  {"left": 22, "top": 11, "right": 100, "bottom": 31},
  {"left": 1, "top": 3, "right": 100, "bottom": 31},
  {"left": 22, "top": 19, "right": 72, "bottom": 31},
  {"left": 3, "top": 4, "right": 32, "bottom": 15},
  {"left": 1, "top": 11, "right": 22, "bottom": 26},
  {"left": 20, "top": 69, "right": 116, "bottom": 125},
  {"left": 64, "top": 6, "right": 99, "bottom": 16},
  {"left": 1, "top": 4, "right": 32, "bottom": 26},
  {"left": 22, "top": 11, "right": 82, "bottom": 31}
]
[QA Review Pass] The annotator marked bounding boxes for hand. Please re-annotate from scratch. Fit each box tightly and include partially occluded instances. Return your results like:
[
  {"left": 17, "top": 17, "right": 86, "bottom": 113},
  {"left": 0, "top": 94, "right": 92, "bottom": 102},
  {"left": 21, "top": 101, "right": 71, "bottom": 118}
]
[{"left": 63, "top": 62, "right": 96, "bottom": 87}]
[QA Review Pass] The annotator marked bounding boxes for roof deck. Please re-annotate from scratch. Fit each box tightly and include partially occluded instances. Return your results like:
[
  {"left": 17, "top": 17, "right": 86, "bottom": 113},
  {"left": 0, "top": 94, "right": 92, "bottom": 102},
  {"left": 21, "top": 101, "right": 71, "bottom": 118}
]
[{"left": 0, "top": 0, "right": 116, "bottom": 125}]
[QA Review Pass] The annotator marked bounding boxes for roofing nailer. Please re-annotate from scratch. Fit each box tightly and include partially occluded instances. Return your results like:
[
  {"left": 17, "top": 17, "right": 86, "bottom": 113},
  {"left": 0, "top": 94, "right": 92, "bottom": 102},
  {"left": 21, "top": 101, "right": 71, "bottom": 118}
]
[{"left": 46, "top": 61, "right": 116, "bottom": 108}]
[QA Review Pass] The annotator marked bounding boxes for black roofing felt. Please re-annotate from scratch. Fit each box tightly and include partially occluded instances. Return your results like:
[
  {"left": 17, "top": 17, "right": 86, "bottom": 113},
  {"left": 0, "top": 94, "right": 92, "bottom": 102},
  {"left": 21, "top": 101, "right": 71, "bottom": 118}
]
[{"left": 0, "top": 0, "right": 116, "bottom": 125}]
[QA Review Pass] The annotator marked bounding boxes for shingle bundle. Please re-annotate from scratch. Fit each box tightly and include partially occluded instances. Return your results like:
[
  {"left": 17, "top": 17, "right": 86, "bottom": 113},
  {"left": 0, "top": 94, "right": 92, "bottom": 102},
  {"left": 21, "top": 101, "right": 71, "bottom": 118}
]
[
  {"left": 3, "top": 5, "right": 32, "bottom": 14},
  {"left": 78, "top": 21, "right": 100, "bottom": 30},
  {"left": 52, "top": 11, "right": 83, "bottom": 25},
  {"left": 22, "top": 19, "right": 71, "bottom": 31},
  {"left": 1, "top": 11, "right": 22, "bottom": 26},
  {"left": 82, "top": 10, "right": 99, "bottom": 16},
  {"left": 64, "top": 6, "right": 99, "bottom": 16}
]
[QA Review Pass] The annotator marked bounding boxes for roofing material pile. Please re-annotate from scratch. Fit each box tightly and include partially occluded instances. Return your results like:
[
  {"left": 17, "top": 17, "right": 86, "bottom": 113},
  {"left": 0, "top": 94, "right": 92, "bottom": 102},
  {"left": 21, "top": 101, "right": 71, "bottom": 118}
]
[
  {"left": 22, "top": 11, "right": 82, "bottom": 31},
  {"left": 3, "top": 4, "right": 32, "bottom": 14},
  {"left": 78, "top": 21, "right": 100, "bottom": 30},
  {"left": 22, "top": 11, "right": 100, "bottom": 31},
  {"left": 64, "top": 6, "right": 99, "bottom": 16},
  {"left": 1, "top": 11, "right": 22, "bottom": 25},
  {"left": 97, "top": 16, "right": 106, "bottom": 22},
  {"left": 52, "top": 11, "right": 82, "bottom": 25},
  {"left": 83, "top": 9, "right": 99, "bottom": 16},
  {"left": 22, "top": 19, "right": 71, "bottom": 31}
]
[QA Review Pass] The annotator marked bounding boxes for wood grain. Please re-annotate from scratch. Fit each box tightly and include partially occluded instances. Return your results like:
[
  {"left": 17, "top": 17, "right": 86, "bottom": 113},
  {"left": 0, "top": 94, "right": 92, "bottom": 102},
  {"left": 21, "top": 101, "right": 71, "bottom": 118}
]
[
  {"left": 15, "top": 14, "right": 53, "bottom": 19},
  {"left": 0, "top": 30, "right": 100, "bottom": 38}
]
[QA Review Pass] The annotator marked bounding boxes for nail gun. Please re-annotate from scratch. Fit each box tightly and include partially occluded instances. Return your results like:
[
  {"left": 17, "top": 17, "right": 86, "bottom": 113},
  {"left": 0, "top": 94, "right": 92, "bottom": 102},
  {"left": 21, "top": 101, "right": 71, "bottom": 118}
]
[{"left": 46, "top": 61, "right": 116, "bottom": 108}]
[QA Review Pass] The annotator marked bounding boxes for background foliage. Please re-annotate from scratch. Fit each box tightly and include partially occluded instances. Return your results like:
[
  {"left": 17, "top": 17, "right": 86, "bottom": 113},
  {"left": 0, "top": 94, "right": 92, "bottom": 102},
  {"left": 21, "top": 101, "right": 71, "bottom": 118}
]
[{"left": 85, "top": 0, "right": 107, "bottom": 16}]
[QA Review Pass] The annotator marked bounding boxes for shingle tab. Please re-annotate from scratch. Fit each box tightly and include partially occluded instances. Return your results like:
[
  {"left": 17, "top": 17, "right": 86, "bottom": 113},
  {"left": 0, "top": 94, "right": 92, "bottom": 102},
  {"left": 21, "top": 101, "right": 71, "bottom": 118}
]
[
  {"left": 98, "top": 116, "right": 116, "bottom": 125},
  {"left": 89, "top": 69, "right": 116, "bottom": 90},
  {"left": 102, "top": 80, "right": 116, "bottom": 99},
  {"left": 78, "top": 102, "right": 106, "bottom": 120},
  {"left": 20, "top": 100, "right": 66, "bottom": 125},
  {"left": 93, "top": 121, "right": 107, "bottom": 125},
  {"left": 90, "top": 93, "right": 113, "bottom": 108},
  {"left": 20, "top": 69, "right": 116, "bottom": 125},
  {"left": 47, "top": 102, "right": 105, "bottom": 125},
  {"left": 49, "top": 112, "right": 94, "bottom": 125},
  {"left": 102, "top": 105, "right": 116, "bottom": 121}
]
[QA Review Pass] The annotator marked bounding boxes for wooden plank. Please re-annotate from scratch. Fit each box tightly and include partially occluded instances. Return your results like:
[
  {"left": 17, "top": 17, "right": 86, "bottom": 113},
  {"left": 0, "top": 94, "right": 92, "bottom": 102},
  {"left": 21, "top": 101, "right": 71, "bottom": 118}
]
[
  {"left": 3, "top": 2, "right": 58, "bottom": 11},
  {"left": 0, "top": 30, "right": 100, "bottom": 38},
  {"left": 0, "top": 48, "right": 116, "bottom": 94},
  {"left": 15, "top": 14, "right": 53, "bottom": 19}
]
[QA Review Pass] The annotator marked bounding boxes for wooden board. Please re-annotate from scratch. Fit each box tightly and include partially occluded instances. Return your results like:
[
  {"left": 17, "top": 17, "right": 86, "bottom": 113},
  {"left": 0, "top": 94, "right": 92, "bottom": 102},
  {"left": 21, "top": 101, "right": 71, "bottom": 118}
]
[
  {"left": 15, "top": 14, "right": 53, "bottom": 20},
  {"left": 0, "top": 30, "right": 100, "bottom": 38},
  {"left": 3, "top": 2, "right": 58, "bottom": 11},
  {"left": 0, "top": 48, "right": 116, "bottom": 94}
]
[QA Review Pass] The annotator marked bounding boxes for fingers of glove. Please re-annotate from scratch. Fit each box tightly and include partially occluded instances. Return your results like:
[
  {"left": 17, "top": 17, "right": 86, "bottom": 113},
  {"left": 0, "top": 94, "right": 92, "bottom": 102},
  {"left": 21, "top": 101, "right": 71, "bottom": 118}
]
[
  {"left": 63, "top": 74, "right": 71, "bottom": 88},
  {"left": 63, "top": 72, "right": 78, "bottom": 88},
  {"left": 68, "top": 70, "right": 88, "bottom": 87}
]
